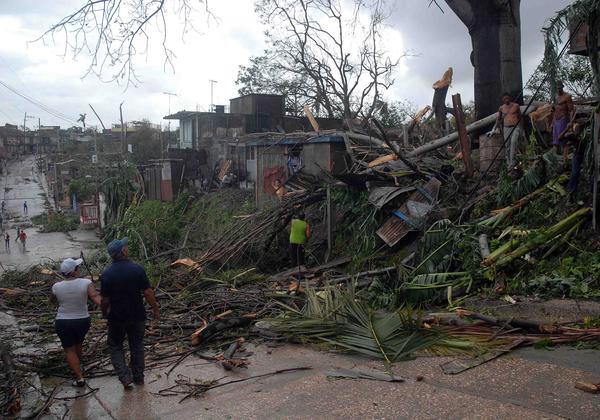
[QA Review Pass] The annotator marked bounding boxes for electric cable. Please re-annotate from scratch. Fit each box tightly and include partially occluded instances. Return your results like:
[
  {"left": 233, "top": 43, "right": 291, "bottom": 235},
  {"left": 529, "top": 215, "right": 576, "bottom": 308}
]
[{"left": 455, "top": 19, "right": 584, "bottom": 222}]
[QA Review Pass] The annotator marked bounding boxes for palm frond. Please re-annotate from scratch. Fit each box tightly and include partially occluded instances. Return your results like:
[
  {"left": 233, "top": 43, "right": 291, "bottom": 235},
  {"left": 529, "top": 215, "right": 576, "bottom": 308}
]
[{"left": 265, "top": 285, "right": 479, "bottom": 362}]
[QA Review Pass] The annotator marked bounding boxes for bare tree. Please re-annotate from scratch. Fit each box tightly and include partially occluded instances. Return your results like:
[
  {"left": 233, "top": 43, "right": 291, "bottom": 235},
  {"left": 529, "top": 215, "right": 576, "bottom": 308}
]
[
  {"left": 35, "top": 0, "right": 213, "bottom": 86},
  {"left": 255, "top": 0, "right": 401, "bottom": 119}
]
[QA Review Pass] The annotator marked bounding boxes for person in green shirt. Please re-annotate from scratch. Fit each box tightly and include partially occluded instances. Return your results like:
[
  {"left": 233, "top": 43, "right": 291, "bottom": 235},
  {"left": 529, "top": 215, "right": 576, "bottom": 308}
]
[{"left": 289, "top": 213, "right": 310, "bottom": 267}]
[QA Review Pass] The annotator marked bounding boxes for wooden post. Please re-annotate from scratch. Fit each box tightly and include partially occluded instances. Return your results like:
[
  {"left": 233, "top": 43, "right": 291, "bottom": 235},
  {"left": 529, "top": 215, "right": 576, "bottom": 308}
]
[
  {"left": 326, "top": 184, "right": 332, "bottom": 262},
  {"left": 303, "top": 105, "right": 320, "bottom": 133},
  {"left": 593, "top": 112, "right": 599, "bottom": 230},
  {"left": 452, "top": 93, "right": 474, "bottom": 177},
  {"left": 402, "top": 124, "right": 409, "bottom": 147}
]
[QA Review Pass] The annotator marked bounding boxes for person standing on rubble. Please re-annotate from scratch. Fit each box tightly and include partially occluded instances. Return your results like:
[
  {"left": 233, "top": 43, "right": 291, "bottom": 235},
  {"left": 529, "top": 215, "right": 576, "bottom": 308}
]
[
  {"left": 23, "top": 201, "right": 28, "bottom": 215},
  {"left": 4, "top": 232, "right": 9, "bottom": 253},
  {"left": 51, "top": 258, "right": 101, "bottom": 387},
  {"left": 552, "top": 81, "right": 575, "bottom": 162},
  {"left": 492, "top": 93, "right": 523, "bottom": 168},
  {"left": 100, "top": 237, "right": 160, "bottom": 389},
  {"left": 289, "top": 213, "right": 310, "bottom": 267}
]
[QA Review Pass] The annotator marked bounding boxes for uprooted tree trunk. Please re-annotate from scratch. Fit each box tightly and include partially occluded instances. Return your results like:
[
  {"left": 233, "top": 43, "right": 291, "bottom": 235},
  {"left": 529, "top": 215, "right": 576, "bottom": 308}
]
[{"left": 444, "top": 0, "right": 523, "bottom": 120}]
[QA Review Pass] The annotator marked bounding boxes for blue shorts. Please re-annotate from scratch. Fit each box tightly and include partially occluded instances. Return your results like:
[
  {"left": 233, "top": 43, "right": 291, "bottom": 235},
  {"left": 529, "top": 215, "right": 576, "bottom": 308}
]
[{"left": 55, "top": 317, "right": 91, "bottom": 348}]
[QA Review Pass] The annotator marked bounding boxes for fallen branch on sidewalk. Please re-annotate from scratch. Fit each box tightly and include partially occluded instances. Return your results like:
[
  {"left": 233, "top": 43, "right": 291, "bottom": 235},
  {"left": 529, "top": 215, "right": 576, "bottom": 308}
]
[{"left": 157, "top": 366, "right": 312, "bottom": 403}]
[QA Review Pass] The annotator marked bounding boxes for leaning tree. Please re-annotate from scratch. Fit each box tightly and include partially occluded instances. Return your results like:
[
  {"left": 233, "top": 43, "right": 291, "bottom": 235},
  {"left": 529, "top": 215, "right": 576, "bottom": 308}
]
[{"left": 442, "top": 0, "right": 523, "bottom": 120}]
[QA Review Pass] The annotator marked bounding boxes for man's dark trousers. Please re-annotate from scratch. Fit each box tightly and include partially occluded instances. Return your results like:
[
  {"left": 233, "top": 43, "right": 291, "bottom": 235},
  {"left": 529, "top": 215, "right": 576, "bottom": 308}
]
[{"left": 107, "top": 320, "right": 145, "bottom": 383}]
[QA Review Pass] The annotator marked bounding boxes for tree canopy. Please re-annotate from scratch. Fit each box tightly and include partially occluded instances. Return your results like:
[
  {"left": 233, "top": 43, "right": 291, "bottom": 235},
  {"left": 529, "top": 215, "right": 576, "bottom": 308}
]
[{"left": 237, "top": 0, "right": 402, "bottom": 119}]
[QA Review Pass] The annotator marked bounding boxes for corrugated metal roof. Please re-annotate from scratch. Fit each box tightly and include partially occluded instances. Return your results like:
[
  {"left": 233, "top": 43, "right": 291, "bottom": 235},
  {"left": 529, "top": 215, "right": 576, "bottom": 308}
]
[
  {"left": 247, "top": 134, "right": 345, "bottom": 147},
  {"left": 307, "top": 135, "right": 345, "bottom": 144},
  {"left": 376, "top": 177, "right": 442, "bottom": 247}
]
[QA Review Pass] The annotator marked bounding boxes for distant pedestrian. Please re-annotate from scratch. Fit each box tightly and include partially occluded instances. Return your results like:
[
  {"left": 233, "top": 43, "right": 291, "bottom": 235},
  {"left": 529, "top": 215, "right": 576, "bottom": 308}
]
[
  {"left": 15, "top": 226, "right": 20, "bottom": 242},
  {"left": 19, "top": 230, "right": 26, "bottom": 250},
  {"left": 1, "top": 201, "right": 5, "bottom": 212},
  {"left": 51, "top": 258, "right": 101, "bottom": 387},
  {"left": 4, "top": 232, "right": 9, "bottom": 253},
  {"left": 289, "top": 213, "right": 310, "bottom": 268},
  {"left": 0, "top": 214, "right": 3, "bottom": 229},
  {"left": 23, "top": 201, "right": 28, "bottom": 215},
  {"left": 100, "top": 238, "right": 160, "bottom": 389}
]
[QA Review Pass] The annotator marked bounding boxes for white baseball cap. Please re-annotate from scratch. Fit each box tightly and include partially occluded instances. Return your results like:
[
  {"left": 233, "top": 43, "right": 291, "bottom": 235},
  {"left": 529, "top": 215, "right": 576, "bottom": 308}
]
[{"left": 60, "top": 258, "right": 83, "bottom": 275}]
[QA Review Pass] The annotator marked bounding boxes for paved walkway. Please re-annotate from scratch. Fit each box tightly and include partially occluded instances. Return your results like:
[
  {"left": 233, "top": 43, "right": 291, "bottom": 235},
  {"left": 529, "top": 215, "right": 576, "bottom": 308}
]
[
  {"left": 50, "top": 341, "right": 600, "bottom": 419},
  {"left": 0, "top": 155, "right": 99, "bottom": 270}
]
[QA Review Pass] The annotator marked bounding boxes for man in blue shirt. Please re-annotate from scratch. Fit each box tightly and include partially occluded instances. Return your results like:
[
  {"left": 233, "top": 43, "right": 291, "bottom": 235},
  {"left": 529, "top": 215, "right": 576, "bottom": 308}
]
[{"left": 100, "top": 237, "right": 160, "bottom": 388}]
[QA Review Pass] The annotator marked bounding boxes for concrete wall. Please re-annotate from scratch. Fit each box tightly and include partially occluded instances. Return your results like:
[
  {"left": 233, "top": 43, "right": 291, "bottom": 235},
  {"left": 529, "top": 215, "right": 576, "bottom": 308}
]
[{"left": 301, "top": 143, "right": 348, "bottom": 176}]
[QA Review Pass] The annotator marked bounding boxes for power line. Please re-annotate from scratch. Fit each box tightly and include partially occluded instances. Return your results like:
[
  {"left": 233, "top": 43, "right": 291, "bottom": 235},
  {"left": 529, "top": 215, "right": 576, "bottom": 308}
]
[
  {"left": 0, "top": 109, "right": 17, "bottom": 124},
  {"left": 0, "top": 80, "right": 79, "bottom": 125}
]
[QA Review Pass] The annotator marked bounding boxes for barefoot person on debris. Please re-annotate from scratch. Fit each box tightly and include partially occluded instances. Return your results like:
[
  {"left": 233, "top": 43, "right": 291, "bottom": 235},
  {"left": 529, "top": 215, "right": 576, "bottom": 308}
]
[
  {"left": 552, "top": 80, "right": 575, "bottom": 162},
  {"left": 491, "top": 92, "right": 523, "bottom": 169},
  {"left": 51, "top": 258, "right": 101, "bottom": 387},
  {"left": 100, "top": 238, "right": 160, "bottom": 389}
]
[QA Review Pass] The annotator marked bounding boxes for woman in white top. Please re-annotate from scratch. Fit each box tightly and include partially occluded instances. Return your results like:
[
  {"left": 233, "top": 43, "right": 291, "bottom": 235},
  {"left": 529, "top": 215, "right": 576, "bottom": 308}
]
[{"left": 51, "top": 258, "right": 101, "bottom": 387}]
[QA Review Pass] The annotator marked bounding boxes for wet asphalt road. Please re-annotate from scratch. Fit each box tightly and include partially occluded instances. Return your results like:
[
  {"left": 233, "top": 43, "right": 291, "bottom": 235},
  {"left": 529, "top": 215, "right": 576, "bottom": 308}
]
[{"left": 0, "top": 155, "right": 99, "bottom": 270}]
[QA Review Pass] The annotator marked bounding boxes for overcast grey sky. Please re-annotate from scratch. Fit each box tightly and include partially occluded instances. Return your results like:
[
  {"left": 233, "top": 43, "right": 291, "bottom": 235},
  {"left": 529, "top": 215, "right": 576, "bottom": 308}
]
[{"left": 0, "top": 0, "right": 573, "bottom": 130}]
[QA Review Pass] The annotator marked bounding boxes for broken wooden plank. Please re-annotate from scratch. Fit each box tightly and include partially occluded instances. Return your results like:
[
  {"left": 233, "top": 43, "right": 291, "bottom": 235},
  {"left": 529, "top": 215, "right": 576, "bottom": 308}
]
[
  {"left": 304, "top": 105, "right": 320, "bottom": 133},
  {"left": 575, "top": 381, "right": 599, "bottom": 394},
  {"left": 452, "top": 93, "right": 474, "bottom": 177},
  {"left": 367, "top": 153, "right": 398, "bottom": 168}
]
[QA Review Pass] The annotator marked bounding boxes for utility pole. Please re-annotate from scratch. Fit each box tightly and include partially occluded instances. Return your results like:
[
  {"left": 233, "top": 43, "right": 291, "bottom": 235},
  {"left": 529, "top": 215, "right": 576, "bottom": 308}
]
[
  {"left": 22, "top": 113, "right": 35, "bottom": 156},
  {"left": 209, "top": 80, "right": 218, "bottom": 112},
  {"left": 119, "top": 102, "right": 126, "bottom": 160},
  {"left": 162, "top": 92, "right": 177, "bottom": 115},
  {"left": 162, "top": 92, "right": 177, "bottom": 152},
  {"left": 37, "top": 118, "right": 41, "bottom": 155},
  {"left": 88, "top": 104, "right": 106, "bottom": 161},
  {"left": 22, "top": 112, "right": 35, "bottom": 131}
]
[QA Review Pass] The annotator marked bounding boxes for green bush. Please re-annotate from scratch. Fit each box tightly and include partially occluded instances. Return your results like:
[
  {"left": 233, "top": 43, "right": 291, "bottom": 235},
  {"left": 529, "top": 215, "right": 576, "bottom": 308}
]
[
  {"left": 68, "top": 179, "right": 95, "bottom": 202},
  {"left": 31, "top": 211, "right": 79, "bottom": 232}
]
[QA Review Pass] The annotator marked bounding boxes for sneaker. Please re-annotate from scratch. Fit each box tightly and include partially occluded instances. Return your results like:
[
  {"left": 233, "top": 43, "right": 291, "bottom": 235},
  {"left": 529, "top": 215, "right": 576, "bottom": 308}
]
[
  {"left": 133, "top": 378, "right": 144, "bottom": 385},
  {"left": 121, "top": 379, "right": 134, "bottom": 390},
  {"left": 71, "top": 379, "right": 86, "bottom": 388}
]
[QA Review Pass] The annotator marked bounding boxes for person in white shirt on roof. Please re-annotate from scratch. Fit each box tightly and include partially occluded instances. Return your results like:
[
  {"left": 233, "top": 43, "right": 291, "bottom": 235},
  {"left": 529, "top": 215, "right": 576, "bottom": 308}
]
[{"left": 51, "top": 258, "right": 101, "bottom": 387}]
